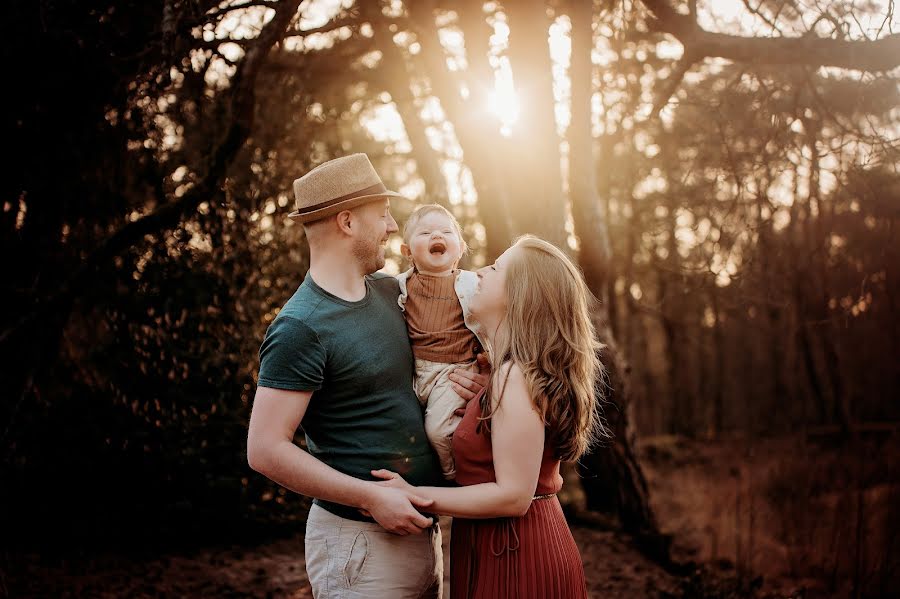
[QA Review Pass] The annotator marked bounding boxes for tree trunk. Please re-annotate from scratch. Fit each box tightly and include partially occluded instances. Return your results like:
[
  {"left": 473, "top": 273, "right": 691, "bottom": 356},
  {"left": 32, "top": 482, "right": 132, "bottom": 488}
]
[
  {"left": 657, "top": 265, "right": 681, "bottom": 434},
  {"left": 804, "top": 118, "right": 851, "bottom": 432},
  {"left": 710, "top": 279, "right": 725, "bottom": 435},
  {"left": 372, "top": 12, "right": 451, "bottom": 209},
  {"left": 757, "top": 174, "right": 789, "bottom": 423},
  {"left": 408, "top": 0, "right": 513, "bottom": 258},
  {"left": 566, "top": 0, "right": 659, "bottom": 541},
  {"left": 790, "top": 156, "right": 829, "bottom": 423},
  {"left": 502, "top": 0, "right": 567, "bottom": 245}
]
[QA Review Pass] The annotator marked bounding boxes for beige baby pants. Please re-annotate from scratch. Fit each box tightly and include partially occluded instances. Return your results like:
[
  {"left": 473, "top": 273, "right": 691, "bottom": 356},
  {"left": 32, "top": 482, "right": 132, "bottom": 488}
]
[{"left": 414, "top": 357, "right": 478, "bottom": 480}]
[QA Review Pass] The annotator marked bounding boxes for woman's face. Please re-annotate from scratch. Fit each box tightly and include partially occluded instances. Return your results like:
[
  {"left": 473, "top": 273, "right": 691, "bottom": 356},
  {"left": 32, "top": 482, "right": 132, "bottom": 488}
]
[{"left": 470, "top": 246, "right": 516, "bottom": 326}]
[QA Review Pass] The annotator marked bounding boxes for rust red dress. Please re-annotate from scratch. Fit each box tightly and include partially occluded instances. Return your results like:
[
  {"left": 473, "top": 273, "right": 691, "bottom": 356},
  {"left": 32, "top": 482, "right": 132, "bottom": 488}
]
[{"left": 449, "top": 390, "right": 589, "bottom": 599}]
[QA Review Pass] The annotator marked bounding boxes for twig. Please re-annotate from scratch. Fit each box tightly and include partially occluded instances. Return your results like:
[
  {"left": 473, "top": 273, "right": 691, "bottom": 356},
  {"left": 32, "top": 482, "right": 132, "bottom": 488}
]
[
  {"left": 652, "top": 48, "right": 701, "bottom": 116},
  {"left": 876, "top": 0, "right": 894, "bottom": 37},
  {"left": 739, "top": 0, "right": 783, "bottom": 34}
]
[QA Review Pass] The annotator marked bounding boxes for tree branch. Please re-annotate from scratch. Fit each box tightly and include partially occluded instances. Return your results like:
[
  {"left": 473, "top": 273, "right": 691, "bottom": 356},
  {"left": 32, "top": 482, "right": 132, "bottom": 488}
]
[
  {"left": 739, "top": 0, "right": 783, "bottom": 34},
  {"left": 652, "top": 48, "right": 702, "bottom": 116},
  {"left": 207, "top": 0, "right": 278, "bottom": 19},
  {"left": 290, "top": 13, "right": 363, "bottom": 37},
  {"left": 0, "top": 0, "right": 303, "bottom": 346},
  {"left": 640, "top": 0, "right": 900, "bottom": 72}
]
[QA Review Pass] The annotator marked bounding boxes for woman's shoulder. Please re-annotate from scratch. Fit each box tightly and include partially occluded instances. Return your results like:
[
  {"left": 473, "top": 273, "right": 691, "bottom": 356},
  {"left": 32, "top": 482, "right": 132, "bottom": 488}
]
[
  {"left": 495, "top": 360, "right": 522, "bottom": 380},
  {"left": 493, "top": 362, "right": 534, "bottom": 412}
]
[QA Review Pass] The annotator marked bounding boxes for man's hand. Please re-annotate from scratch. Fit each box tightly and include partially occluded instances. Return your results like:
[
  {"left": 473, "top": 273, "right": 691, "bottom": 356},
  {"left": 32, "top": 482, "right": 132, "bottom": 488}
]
[
  {"left": 449, "top": 352, "right": 491, "bottom": 403},
  {"left": 363, "top": 485, "right": 434, "bottom": 536}
]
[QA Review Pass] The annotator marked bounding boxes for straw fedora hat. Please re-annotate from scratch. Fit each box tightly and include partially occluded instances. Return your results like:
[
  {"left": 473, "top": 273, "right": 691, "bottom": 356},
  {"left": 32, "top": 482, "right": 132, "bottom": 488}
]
[{"left": 289, "top": 153, "right": 405, "bottom": 223}]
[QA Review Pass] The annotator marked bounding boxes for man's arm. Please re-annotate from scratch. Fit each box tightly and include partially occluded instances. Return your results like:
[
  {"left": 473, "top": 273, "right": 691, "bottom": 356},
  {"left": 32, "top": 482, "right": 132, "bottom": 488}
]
[{"left": 247, "top": 386, "right": 434, "bottom": 535}]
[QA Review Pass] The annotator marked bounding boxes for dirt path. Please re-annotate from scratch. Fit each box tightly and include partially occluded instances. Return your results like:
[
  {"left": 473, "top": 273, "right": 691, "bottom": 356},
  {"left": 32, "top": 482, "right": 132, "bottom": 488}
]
[
  {"left": 11, "top": 433, "right": 881, "bottom": 598},
  {"left": 4, "top": 518, "right": 777, "bottom": 599}
]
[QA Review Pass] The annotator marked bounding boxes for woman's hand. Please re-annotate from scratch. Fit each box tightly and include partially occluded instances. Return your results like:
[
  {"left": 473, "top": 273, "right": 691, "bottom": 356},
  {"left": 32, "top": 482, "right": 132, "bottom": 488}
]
[
  {"left": 449, "top": 352, "right": 491, "bottom": 406},
  {"left": 371, "top": 469, "right": 414, "bottom": 493}
]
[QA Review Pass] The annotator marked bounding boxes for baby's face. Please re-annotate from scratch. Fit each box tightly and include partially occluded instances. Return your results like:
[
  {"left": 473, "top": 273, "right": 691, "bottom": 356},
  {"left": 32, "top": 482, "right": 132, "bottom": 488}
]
[{"left": 406, "top": 212, "right": 465, "bottom": 275}]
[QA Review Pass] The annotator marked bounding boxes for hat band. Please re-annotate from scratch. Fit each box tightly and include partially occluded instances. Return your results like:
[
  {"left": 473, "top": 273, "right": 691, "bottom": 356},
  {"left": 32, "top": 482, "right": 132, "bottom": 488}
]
[{"left": 296, "top": 181, "right": 388, "bottom": 215}]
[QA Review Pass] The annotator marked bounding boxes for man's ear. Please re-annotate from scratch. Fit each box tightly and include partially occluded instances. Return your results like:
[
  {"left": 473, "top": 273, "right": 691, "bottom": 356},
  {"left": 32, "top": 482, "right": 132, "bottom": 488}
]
[
  {"left": 400, "top": 243, "right": 411, "bottom": 258},
  {"left": 335, "top": 210, "right": 354, "bottom": 236}
]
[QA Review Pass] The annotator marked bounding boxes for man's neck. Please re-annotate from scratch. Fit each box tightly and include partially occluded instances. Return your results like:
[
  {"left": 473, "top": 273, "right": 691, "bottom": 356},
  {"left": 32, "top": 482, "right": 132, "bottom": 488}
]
[{"left": 308, "top": 254, "right": 368, "bottom": 302}]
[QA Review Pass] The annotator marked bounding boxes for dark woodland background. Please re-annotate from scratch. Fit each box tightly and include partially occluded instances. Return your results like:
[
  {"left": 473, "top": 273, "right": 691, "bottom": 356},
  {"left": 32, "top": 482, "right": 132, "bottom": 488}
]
[{"left": 2, "top": 0, "right": 899, "bottom": 597}]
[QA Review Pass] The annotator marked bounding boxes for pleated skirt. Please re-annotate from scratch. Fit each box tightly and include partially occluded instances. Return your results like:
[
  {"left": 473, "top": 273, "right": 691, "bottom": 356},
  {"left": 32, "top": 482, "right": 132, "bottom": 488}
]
[{"left": 449, "top": 496, "right": 588, "bottom": 599}]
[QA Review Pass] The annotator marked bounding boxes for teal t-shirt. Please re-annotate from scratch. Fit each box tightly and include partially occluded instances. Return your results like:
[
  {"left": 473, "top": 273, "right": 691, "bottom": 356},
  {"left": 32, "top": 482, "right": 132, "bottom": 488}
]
[{"left": 257, "top": 272, "right": 443, "bottom": 520}]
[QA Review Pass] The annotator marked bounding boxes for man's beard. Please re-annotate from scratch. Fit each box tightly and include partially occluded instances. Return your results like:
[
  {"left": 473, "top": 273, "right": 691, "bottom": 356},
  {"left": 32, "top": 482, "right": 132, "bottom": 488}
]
[{"left": 352, "top": 232, "right": 385, "bottom": 274}]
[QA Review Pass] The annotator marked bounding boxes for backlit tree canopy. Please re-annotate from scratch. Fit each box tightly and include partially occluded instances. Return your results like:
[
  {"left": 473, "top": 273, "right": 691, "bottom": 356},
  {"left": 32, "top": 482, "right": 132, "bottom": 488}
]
[{"left": 3, "top": 0, "right": 898, "bottom": 549}]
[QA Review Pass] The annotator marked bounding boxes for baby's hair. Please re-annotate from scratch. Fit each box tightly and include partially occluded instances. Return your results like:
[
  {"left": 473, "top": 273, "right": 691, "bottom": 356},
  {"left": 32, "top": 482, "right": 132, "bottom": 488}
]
[{"left": 402, "top": 204, "right": 466, "bottom": 245}]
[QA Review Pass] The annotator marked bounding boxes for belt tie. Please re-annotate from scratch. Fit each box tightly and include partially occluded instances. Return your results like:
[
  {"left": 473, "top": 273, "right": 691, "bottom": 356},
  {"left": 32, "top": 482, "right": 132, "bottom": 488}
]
[
  {"left": 490, "top": 517, "right": 520, "bottom": 556},
  {"left": 487, "top": 493, "right": 555, "bottom": 557}
]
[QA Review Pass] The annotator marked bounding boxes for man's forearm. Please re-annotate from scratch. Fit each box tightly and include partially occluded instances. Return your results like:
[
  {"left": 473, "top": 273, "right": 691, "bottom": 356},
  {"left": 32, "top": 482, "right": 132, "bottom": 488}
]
[{"left": 249, "top": 439, "right": 375, "bottom": 510}]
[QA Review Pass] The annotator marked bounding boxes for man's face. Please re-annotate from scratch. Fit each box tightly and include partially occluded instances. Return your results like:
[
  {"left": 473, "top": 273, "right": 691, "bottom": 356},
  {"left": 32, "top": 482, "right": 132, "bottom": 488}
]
[{"left": 351, "top": 199, "right": 399, "bottom": 274}]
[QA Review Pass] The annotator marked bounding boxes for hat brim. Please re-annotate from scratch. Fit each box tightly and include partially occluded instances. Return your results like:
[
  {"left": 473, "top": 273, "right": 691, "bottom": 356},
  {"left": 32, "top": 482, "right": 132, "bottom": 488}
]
[{"left": 288, "top": 191, "right": 412, "bottom": 224}]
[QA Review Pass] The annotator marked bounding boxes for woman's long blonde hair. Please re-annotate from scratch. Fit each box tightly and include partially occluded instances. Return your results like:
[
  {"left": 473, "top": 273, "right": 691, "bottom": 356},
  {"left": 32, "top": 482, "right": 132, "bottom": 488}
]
[{"left": 479, "top": 235, "right": 611, "bottom": 461}]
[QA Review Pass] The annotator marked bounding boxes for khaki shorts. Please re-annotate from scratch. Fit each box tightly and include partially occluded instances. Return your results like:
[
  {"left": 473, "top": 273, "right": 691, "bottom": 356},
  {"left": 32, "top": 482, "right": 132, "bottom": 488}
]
[{"left": 304, "top": 503, "right": 443, "bottom": 599}]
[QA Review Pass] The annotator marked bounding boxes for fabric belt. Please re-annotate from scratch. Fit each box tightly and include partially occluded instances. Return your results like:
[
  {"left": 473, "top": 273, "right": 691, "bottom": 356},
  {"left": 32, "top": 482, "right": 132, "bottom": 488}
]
[
  {"left": 314, "top": 498, "right": 439, "bottom": 527},
  {"left": 314, "top": 499, "right": 376, "bottom": 523}
]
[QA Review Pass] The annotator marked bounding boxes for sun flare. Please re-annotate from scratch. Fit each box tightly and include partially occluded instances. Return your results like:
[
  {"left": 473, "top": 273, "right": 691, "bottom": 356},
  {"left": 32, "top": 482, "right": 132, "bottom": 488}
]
[
  {"left": 487, "top": 86, "right": 520, "bottom": 127},
  {"left": 487, "top": 61, "right": 520, "bottom": 134}
]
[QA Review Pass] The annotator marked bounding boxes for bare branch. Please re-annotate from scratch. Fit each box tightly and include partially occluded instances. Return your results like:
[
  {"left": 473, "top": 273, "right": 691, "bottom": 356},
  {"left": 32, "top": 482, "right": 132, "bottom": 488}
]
[
  {"left": 739, "top": 0, "right": 783, "bottom": 34},
  {"left": 876, "top": 0, "right": 894, "bottom": 37},
  {"left": 807, "top": 11, "right": 849, "bottom": 39},
  {"left": 195, "top": 37, "right": 253, "bottom": 52},
  {"left": 207, "top": 0, "right": 278, "bottom": 19},
  {"left": 291, "top": 13, "right": 362, "bottom": 37},
  {"left": 640, "top": 0, "right": 900, "bottom": 72},
  {"left": 652, "top": 48, "right": 702, "bottom": 116}
]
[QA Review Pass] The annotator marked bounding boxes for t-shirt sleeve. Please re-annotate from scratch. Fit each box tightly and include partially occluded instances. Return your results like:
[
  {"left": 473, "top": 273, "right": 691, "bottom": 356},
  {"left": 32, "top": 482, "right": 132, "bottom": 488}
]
[{"left": 257, "top": 316, "right": 326, "bottom": 391}]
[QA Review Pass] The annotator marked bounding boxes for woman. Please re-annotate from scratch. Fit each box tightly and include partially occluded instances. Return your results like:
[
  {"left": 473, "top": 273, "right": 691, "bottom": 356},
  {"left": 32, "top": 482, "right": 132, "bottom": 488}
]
[{"left": 373, "top": 235, "right": 609, "bottom": 598}]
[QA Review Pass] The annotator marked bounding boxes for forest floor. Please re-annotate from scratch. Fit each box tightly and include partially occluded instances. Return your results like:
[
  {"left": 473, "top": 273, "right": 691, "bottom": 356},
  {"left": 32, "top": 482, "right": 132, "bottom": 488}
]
[
  {"left": 2, "top": 522, "right": 782, "bottom": 599},
  {"left": 4, "top": 432, "right": 897, "bottom": 598}
]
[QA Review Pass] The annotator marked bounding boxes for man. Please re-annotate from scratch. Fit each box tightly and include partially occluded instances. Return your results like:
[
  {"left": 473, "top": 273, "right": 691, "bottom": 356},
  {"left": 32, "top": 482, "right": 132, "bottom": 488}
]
[{"left": 247, "top": 154, "right": 485, "bottom": 598}]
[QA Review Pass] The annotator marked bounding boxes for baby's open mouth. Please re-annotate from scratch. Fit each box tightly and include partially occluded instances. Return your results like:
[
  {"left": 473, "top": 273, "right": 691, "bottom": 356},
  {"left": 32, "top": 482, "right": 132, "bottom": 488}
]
[{"left": 429, "top": 241, "right": 447, "bottom": 255}]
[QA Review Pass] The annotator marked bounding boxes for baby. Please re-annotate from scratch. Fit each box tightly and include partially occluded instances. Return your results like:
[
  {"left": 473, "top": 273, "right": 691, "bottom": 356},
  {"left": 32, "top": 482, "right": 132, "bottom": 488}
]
[{"left": 397, "top": 204, "right": 487, "bottom": 480}]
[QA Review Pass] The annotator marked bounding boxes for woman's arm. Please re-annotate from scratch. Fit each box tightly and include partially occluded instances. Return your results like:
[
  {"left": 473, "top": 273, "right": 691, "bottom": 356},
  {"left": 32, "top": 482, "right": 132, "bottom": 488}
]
[{"left": 375, "top": 363, "right": 545, "bottom": 518}]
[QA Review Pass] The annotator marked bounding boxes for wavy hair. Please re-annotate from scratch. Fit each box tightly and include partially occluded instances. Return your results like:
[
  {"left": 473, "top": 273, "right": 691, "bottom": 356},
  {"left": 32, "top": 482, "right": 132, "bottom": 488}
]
[{"left": 479, "top": 236, "right": 611, "bottom": 461}]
